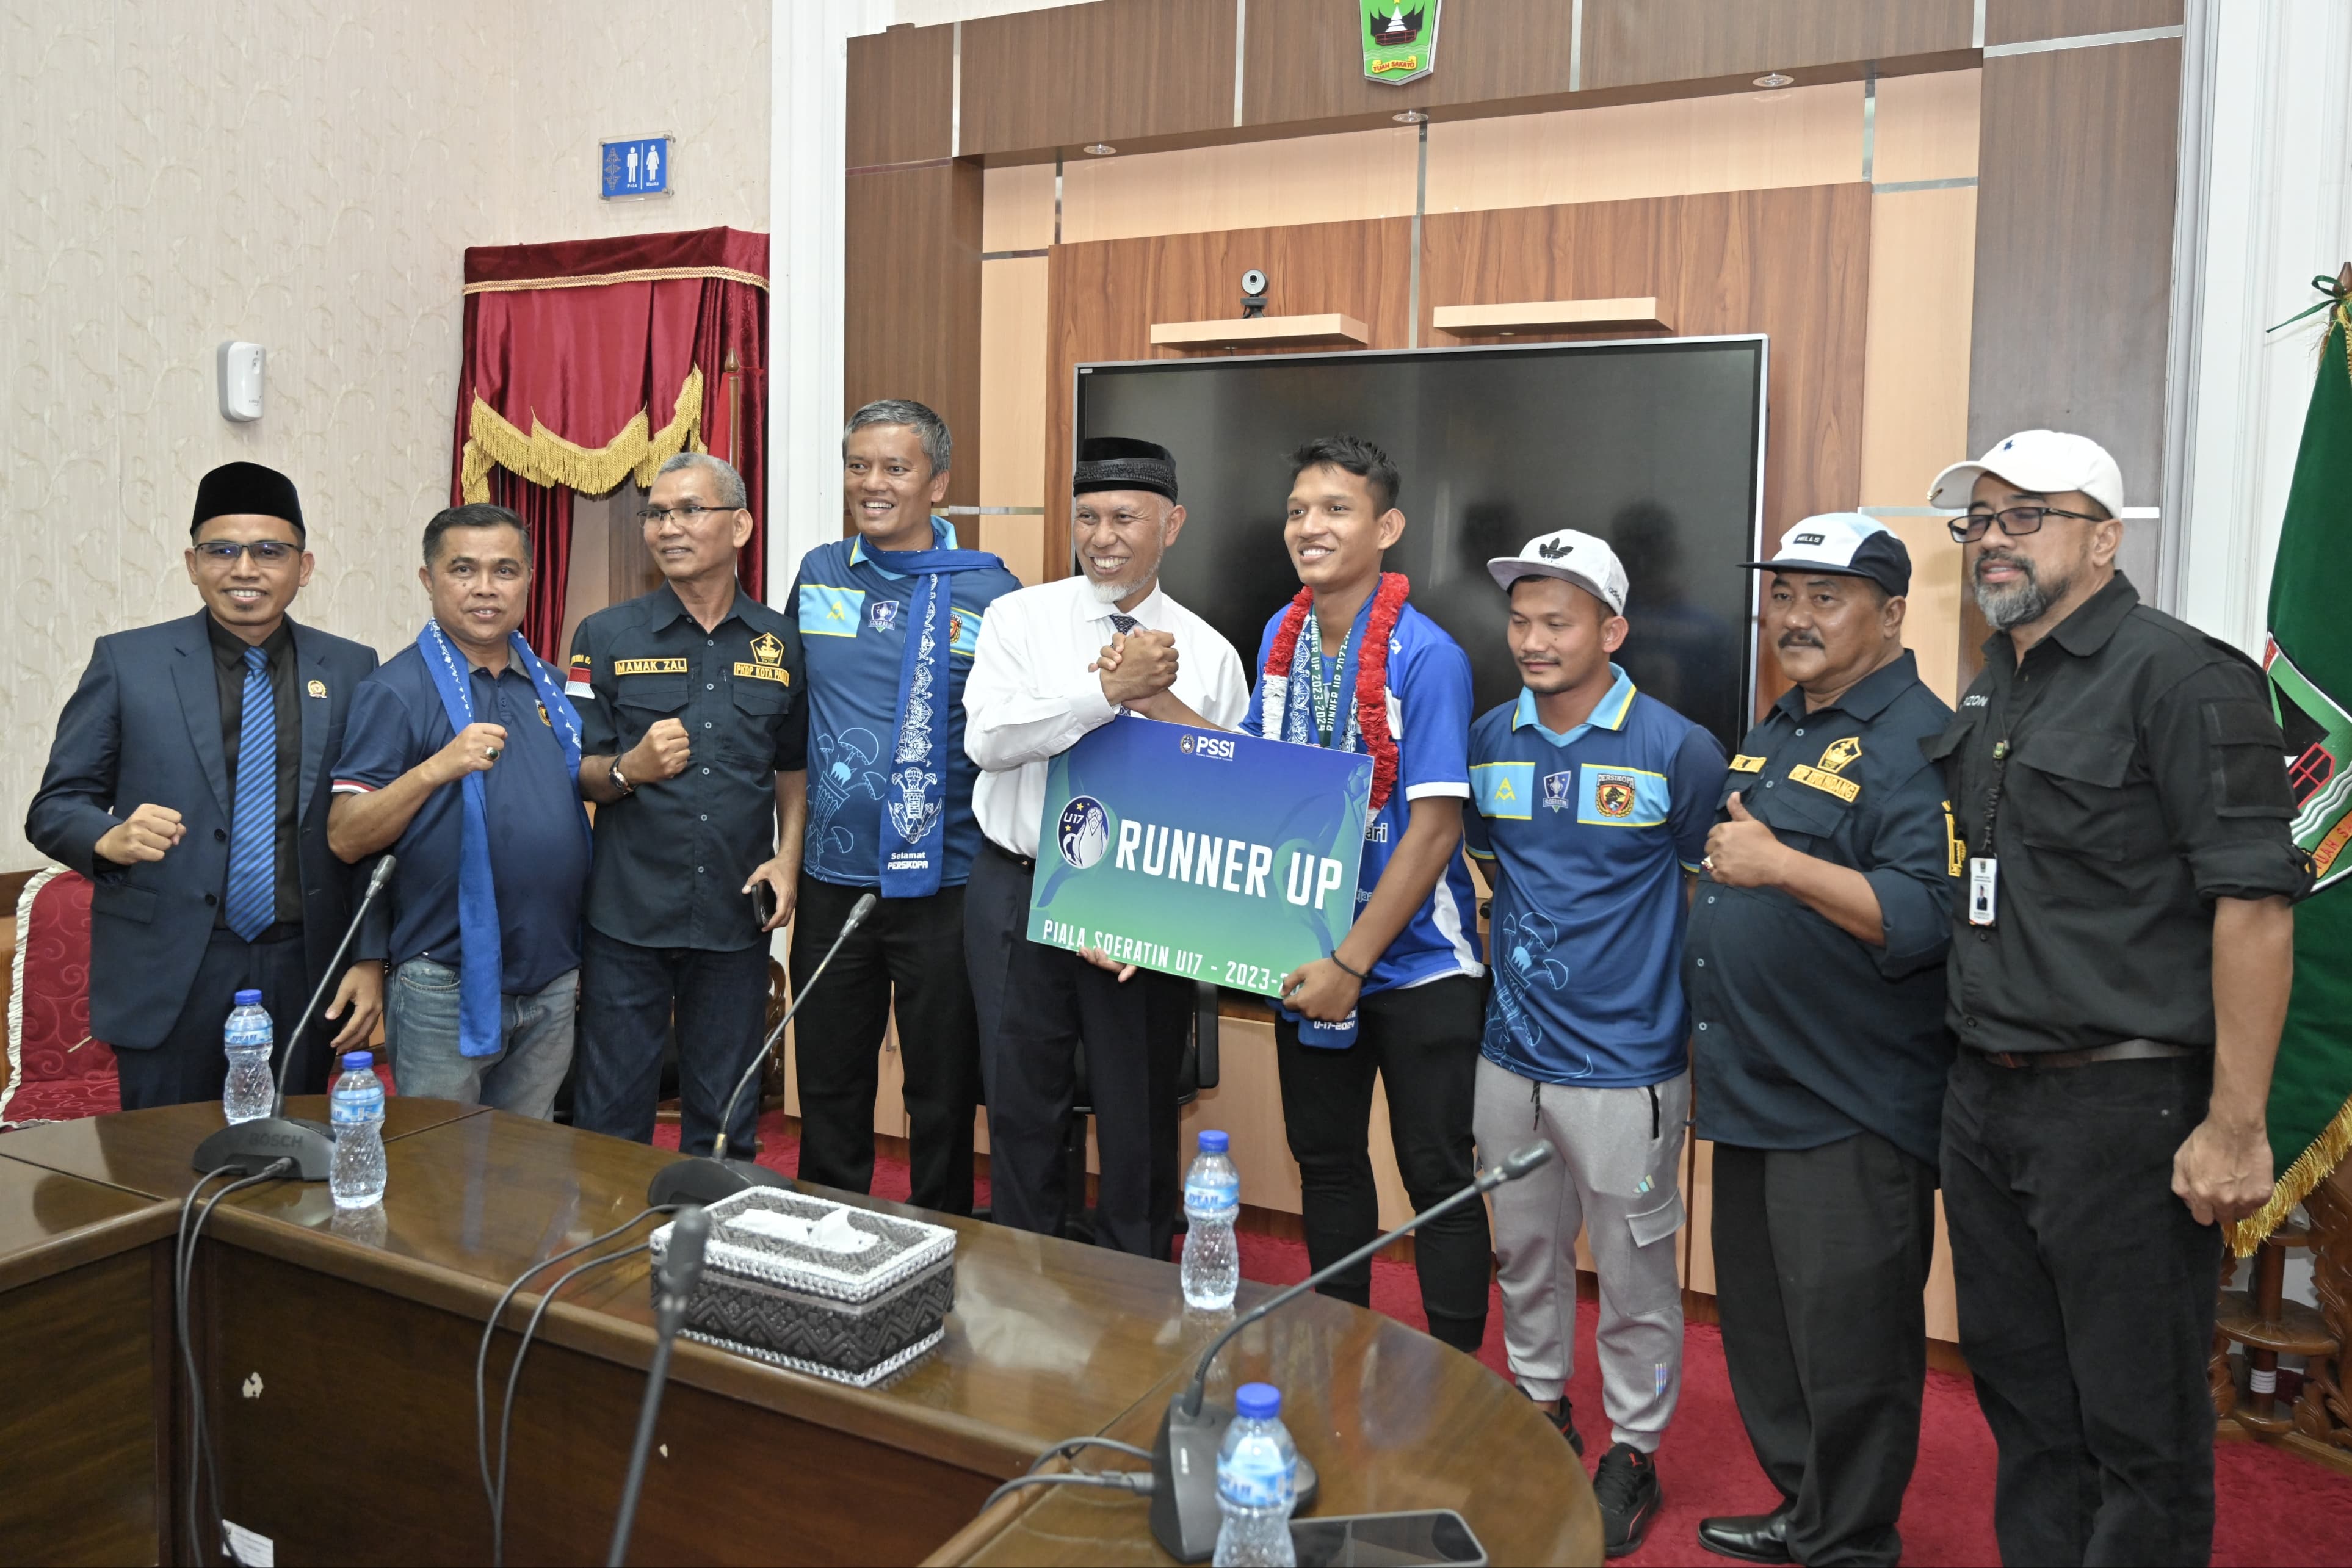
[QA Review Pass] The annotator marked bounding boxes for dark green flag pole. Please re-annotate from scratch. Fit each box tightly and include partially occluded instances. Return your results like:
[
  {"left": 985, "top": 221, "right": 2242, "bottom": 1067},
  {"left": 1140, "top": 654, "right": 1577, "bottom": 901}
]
[{"left": 2232, "top": 262, "right": 2352, "bottom": 1255}]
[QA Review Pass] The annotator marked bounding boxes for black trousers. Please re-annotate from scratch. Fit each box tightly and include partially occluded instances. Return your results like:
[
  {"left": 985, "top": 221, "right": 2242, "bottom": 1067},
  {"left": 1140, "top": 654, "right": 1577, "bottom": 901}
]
[
  {"left": 117, "top": 928, "right": 326, "bottom": 1109},
  {"left": 1274, "top": 977, "right": 1491, "bottom": 1353},
  {"left": 571, "top": 930, "right": 770, "bottom": 1157},
  {"left": 789, "top": 875, "right": 981, "bottom": 1216},
  {"left": 1941, "top": 1050, "right": 2224, "bottom": 1567},
  {"left": 1713, "top": 1134, "right": 1938, "bottom": 1567},
  {"left": 966, "top": 842, "right": 1188, "bottom": 1259}
]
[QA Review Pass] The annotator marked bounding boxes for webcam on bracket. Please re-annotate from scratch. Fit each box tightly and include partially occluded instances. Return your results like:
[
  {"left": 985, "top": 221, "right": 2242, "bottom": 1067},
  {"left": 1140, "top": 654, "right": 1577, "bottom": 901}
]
[{"left": 1241, "top": 269, "right": 1269, "bottom": 319}]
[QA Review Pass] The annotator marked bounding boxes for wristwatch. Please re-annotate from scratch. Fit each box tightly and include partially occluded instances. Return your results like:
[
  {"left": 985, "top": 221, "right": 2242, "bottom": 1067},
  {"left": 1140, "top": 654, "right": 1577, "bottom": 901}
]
[{"left": 609, "top": 760, "right": 635, "bottom": 796}]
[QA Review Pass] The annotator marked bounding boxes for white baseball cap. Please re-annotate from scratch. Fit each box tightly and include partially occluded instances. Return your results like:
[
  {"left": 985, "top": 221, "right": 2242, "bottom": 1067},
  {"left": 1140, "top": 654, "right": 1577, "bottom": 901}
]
[
  {"left": 1740, "top": 512, "right": 1912, "bottom": 597},
  {"left": 1488, "top": 529, "right": 1629, "bottom": 615},
  {"left": 1927, "top": 430, "right": 2126, "bottom": 518}
]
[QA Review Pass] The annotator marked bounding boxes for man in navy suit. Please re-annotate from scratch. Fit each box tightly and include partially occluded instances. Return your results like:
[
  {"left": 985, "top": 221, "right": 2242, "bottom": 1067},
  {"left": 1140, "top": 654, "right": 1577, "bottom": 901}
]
[{"left": 27, "top": 462, "right": 385, "bottom": 1108}]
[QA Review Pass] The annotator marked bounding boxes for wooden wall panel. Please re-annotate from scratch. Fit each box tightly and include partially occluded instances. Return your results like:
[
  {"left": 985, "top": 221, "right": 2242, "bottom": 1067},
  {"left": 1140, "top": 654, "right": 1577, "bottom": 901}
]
[
  {"left": 1966, "top": 37, "right": 2180, "bottom": 681},
  {"left": 1870, "top": 67, "right": 1981, "bottom": 184},
  {"left": 1043, "top": 217, "right": 1416, "bottom": 573},
  {"left": 1984, "top": 0, "right": 2183, "bottom": 47},
  {"left": 982, "top": 163, "right": 1056, "bottom": 251},
  {"left": 1425, "top": 81, "right": 1862, "bottom": 215},
  {"left": 1063, "top": 126, "right": 1418, "bottom": 244},
  {"left": 847, "top": 23, "right": 953, "bottom": 167},
  {"left": 1420, "top": 184, "right": 1873, "bottom": 714},
  {"left": 1582, "top": 0, "right": 1974, "bottom": 92},
  {"left": 960, "top": 0, "right": 1237, "bottom": 158},
  {"left": 1240, "top": 0, "right": 1579, "bottom": 126},
  {"left": 845, "top": 161, "right": 985, "bottom": 512},
  {"left": 1859, "top": 187, "right": 1977, "bottom": 508}
]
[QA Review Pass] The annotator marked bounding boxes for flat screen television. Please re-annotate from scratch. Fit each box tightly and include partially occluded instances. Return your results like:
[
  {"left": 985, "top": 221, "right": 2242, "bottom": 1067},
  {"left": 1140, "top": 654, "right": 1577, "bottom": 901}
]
[{"left": 1074, "top": 336, "right": 1768, "bottom": 751}]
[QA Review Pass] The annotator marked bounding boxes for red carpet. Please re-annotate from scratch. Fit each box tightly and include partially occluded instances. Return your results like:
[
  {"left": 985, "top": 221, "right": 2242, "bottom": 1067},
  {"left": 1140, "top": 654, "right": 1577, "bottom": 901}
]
[{"left": 657, "top": 1113, "right": 2352, "bottom": 1566}]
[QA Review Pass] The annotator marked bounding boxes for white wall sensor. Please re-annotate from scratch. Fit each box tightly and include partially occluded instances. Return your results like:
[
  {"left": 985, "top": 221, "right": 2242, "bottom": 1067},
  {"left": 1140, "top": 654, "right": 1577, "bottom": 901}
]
[{"left": 217, "top": 341, "right": 264, "bottom": 422}]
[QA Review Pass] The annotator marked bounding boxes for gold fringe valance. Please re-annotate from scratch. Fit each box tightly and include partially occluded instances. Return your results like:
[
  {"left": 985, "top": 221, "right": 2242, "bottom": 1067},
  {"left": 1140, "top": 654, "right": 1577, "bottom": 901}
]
[
  {"left": 2228, "top": 1093, "right": 2352, "bottom": 1256},
  {"left": 460, "top": 365, "right": 705, "bottom": 502},
  {"left": 463, "top": 265, "right": 769, "bottom": 296}
]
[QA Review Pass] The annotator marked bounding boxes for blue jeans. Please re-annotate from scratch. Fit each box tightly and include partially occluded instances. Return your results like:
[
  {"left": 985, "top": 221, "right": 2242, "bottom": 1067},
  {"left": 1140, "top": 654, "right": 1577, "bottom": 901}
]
[
  {"left": 571, "top": 928, "right": 770, "bottom": 1156},
  {"left": 385, "top": 958, "right": 577, "bottom": 1120}
]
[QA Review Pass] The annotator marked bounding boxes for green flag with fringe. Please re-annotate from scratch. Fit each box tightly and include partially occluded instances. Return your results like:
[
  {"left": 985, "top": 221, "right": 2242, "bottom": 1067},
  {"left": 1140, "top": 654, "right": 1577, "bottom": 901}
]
[{"left": 2232, "top": 267, "right": 2352, "bottom": 1255}]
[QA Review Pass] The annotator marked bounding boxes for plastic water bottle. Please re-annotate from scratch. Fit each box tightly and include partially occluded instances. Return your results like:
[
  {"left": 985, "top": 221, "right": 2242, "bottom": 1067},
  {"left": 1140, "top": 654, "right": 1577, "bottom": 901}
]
[
  {"left": 222, "top": 989, "right": 273, "bottom": 1124},
  {"left": 1181, "top": 1129, "right": 1241, "bottom": 1310},
  {"left": 329, "top": 1052, "right": 387, "bottom": 1209},
  {"left": 1214, "top": 1381, "right": 1298, "bottom": 1567}
]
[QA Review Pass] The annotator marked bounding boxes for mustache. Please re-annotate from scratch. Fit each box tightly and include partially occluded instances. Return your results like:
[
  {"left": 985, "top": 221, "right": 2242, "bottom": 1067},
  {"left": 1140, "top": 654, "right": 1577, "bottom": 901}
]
[
  {"left": 1777, "top": 632, "right": 1823, "bottom": 649},
  {"left": 1975, "top": 548, "right": 2036, "bottom": 582}
]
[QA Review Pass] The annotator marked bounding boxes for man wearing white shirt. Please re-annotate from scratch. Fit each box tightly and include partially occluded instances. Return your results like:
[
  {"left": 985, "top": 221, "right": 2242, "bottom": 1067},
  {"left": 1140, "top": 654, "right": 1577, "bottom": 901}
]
[{"left": 963, "top": 437, "right": 1250, "bottom": 1257}]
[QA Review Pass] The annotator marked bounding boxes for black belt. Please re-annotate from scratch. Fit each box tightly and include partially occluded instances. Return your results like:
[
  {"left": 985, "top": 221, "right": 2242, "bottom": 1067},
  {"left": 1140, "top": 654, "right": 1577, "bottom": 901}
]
[
  {"left": 1969, "top": 1038, "right": 2199, "bottom": 1070},
  {"left": 985, "top": 839, "right": 1035, "bottom": 872}
]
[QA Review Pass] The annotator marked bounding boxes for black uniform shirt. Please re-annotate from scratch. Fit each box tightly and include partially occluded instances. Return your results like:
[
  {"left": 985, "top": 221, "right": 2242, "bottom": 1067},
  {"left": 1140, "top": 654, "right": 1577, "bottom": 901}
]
[
  {"left": 207, "top": 614, "right": 302, "bottom": 930},
  {"left": 1684, "top": 650, "right": 1958, "bottom": 1165},
  {"left": 568, "top": 583, "right": 807, "bottom": 953},
  {"left": 1930, "top": 574, "right": 2311, "bottom": 1055}
]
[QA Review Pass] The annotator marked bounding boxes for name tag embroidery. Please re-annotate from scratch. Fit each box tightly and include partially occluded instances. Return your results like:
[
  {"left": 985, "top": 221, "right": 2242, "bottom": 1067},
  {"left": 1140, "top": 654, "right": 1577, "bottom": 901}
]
[
  {"left": 733, "top": 662, "right": 791, "bottom": 685},
  {"left": 1728, "top": 754, "right": 1766, "bottom": 773},
  {"left": 1788, "top": 764, "right": 1861, "bottom": 802},
  {"left": 613, "top": 658, "right": 689, "bottom": 676}
]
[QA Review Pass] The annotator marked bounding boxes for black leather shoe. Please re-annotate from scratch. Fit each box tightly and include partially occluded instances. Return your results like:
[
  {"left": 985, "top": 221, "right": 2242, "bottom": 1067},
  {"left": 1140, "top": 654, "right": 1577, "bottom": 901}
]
[{"left": 1697, "top": 1503, "right": 1794, "bottom": 1563}]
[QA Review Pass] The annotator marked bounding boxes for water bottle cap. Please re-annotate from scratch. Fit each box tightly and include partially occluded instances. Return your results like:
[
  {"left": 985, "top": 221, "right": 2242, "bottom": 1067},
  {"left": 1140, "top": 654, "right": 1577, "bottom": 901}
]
[
  {"left": 233, "top": 989, "right": 263, "bottom": 1006},
  {"left": 342, "top": 1051, "right": 374, "bottom": 1071},
  {"left": 1235, "top": 1382, "right": 1281, "bottom": 1420},
  {"left": 1197, "top": 1129, "right": 1229, "bottom": 1153}
]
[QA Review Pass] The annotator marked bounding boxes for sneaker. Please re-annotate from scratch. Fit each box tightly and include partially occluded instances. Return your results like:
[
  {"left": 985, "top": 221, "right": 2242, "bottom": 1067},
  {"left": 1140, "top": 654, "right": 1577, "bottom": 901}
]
[
  {"left": 1543, "top": 1396, "right": 1585, "bottom": 1457},
  {"left": 1592, "top": 1442, "right": 1662, "bottom": 1559}
]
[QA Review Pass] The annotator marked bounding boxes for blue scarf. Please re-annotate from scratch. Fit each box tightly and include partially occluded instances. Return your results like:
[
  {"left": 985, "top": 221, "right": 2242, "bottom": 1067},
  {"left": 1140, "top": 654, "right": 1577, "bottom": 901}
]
[
  {"left": 863, "top": 543, "right": 1001, "bottom": 897},
  {"left": 1277, "top": 607, "right": 1367, "bottom": 1049},
  {"left": 418, "top": 621, "right": 589, "bottom": 1057}
]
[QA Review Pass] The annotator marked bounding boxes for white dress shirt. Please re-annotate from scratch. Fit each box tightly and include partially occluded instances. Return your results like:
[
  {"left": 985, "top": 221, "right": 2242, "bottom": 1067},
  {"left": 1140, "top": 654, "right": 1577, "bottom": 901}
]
[{"left": 964, "top": 573, "right": 1251, "bottom": 859}]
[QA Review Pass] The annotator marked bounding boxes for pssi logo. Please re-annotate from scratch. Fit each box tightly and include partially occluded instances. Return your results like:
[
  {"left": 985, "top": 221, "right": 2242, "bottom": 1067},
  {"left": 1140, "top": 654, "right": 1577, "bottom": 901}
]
[{"left": 1180, "top": 732, "right": 1236, "bottom": 761}]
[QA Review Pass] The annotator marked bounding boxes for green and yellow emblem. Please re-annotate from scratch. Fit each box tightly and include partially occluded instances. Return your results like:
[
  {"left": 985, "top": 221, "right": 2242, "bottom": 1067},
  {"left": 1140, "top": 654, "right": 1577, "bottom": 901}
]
[{"left": 1361, "top": 0, "right": 1441, "bottom": 86}]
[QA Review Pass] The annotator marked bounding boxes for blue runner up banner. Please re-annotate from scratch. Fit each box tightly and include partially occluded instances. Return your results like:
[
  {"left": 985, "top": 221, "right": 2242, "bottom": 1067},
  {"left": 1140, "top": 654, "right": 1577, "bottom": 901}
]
[{"left": 1029, "top": 715, "right": 1372, "bottom": 997}]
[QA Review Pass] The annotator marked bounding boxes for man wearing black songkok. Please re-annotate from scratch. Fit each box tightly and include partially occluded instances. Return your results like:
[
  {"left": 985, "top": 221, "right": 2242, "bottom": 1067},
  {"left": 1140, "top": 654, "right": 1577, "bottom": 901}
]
[{"left": 28, "top": 462, "right": 386, "bottom": 1105}]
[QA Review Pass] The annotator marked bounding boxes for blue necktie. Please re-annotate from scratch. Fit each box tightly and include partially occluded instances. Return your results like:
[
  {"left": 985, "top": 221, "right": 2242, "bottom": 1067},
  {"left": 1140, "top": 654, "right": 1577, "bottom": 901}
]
[
  {"left": 1109, "top": 613, "right": 1140, "bottom": 634},
  {"left": 225, "top": 645, "right": 276, "bottom": 941}
]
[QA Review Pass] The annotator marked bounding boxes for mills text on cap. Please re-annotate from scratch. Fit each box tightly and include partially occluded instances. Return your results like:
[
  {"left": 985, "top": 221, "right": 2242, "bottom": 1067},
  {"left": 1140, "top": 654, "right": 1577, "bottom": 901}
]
[
  {"left": 1927, "top": 429, "right": 2124, "bottom": 518},
  {"left": 1486, "top": 529, "right": 1630, "bottom": 616},
  {"left": 191, "top": 461, "right": 306, "bottom": 540},
  {"left": 1739, "top": 512, "right": 1911, "bottom": 598},
  {"left": 1073, "top": 437, "right": 1178, "bottom": 502}
]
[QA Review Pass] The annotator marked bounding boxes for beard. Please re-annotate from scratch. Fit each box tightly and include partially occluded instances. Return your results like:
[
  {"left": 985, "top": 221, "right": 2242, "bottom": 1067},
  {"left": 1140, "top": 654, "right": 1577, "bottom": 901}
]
[{"left": 1972, "top": 549, "right": 2071, "bottom": 630}]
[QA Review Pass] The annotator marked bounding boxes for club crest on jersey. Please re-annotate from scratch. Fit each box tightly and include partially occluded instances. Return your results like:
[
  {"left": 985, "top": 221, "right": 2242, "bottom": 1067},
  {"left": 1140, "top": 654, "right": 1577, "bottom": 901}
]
[
  {"left": 868, "top": 599, "right": 899, "bottom": 632},
  {"left": 1594, "top": 773, "right": 1637, "bottom": 818},
  {"left": 1542, "top": 770, "right": 1572, "bottom": 811}
]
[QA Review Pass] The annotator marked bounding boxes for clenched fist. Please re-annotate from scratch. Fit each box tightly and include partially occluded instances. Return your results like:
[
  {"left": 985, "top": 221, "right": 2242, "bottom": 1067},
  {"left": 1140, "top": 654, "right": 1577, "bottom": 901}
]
[
  {"left": 627, "top": 717, "right": 692, "bottom": 782},
  {"left": 96, "top": 803, "right": 186, "bottom": 865},
  {"left": 431, "top": 723, "right": 509, "bottom": 786}
]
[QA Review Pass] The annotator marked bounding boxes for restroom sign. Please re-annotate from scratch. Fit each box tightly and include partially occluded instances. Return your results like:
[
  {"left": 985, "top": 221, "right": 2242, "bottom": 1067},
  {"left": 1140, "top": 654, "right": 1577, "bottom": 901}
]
[{"left": 601, "top": 135, "right": 673, "bottom": 200}]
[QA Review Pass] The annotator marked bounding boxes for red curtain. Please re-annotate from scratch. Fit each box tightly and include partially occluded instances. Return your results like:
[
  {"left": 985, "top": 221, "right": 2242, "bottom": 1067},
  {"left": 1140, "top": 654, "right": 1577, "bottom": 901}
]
[
  {"left": 488, "top": 469, "right": 576, "bottom": 660},
  {"left": 449, "top": 227, "right": 769, "bottom": 654}
]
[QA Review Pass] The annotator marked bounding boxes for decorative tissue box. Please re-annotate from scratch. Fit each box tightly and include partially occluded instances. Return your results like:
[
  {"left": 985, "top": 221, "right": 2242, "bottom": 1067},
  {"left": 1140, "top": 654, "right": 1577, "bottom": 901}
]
[{"left": 650, "top": 1187, "right": 958, "bottom": 1387}]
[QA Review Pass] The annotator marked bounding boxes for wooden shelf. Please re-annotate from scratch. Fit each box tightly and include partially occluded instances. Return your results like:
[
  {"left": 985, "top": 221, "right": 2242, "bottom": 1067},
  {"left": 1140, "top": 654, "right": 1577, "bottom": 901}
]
[
  {"left": 1433, "top": 297, "right": 1671, "bottom": 335},
  {"left": 1148, "top": 313, "right": 1369, "bottom": 350}
]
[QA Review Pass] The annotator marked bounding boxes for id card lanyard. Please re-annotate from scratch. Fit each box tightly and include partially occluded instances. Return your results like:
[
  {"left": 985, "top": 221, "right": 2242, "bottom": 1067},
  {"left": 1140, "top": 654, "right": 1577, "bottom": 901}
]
[
  {"left": 1969, "top": 736, "right": 2009, "bottom": 927},
  {"left": 1302, "top": 610, "right": 1356, "bottom": 750}
]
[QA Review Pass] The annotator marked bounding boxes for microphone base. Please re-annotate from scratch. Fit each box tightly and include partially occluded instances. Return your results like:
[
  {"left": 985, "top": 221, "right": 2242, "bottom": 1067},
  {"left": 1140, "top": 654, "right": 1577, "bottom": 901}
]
[
  {"left": 1149, "top": 1397, "right": 1320, "bottom": 1563},
  {"left": 192, "top": 1116, "right": 336, "bottom": 1182},
  {"left": 645, "top": 1155, "right": 795, "bottom": 1209}
]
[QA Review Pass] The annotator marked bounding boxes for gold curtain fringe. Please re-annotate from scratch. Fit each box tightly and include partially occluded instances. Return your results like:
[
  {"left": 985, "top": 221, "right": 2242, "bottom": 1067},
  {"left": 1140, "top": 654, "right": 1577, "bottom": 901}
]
[
  {"left": 460, "top": 365, "right": 705, "bottom": 503},
  {"left": 2227, "top": 1091, "right": 2352, "bottom": 1257},
  {"left": 463, "top": 265, "right": 767, "bottom": 296}
]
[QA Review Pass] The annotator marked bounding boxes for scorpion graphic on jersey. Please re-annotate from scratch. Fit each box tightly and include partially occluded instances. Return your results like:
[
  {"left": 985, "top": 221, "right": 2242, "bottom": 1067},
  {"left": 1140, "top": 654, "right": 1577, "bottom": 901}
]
[
  {"left": 1485, "top": 908, "right": 1591, "bottom": 1076},
  {"left": 807, "top": 727, "right": 885, "bottom": 862}
]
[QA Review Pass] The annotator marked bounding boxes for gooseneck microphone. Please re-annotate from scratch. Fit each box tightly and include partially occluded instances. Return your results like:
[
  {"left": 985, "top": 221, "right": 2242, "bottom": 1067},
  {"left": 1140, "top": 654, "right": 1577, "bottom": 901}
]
[
  {"left": 645, "top": 892, "right": 878, "bottom": 1207},
  {"left": 193, "top": 855, "right": 398, "bottom": 1180},
  {"left": 607, "top": 1204, "right": 710, "bottom": 1567},
  {"left": 1148, "top": 1141, "right": 1556, "bottom": 1563}
]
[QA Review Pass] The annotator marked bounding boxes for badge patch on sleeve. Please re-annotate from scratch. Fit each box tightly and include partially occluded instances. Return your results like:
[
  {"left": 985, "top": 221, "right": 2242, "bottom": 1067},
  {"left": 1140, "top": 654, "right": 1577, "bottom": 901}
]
[
  {"left": 1728, "top": 754, "right": 1766, "bottom": 773},
  {"left": 565, "top": 652, "right": 593, "bottom": 698}
]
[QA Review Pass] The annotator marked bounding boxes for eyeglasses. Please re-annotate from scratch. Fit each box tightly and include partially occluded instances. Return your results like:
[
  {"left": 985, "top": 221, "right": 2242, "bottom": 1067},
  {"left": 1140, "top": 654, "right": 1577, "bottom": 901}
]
[
  {"left": 637, "top": 503, "right": 739, "bottom": 526},
  {"left": 193, "top": 540, "right": 301, "bottom": 565},
  {"left": 1947, "top": 506, "right": 2104, "bottom": 544}
]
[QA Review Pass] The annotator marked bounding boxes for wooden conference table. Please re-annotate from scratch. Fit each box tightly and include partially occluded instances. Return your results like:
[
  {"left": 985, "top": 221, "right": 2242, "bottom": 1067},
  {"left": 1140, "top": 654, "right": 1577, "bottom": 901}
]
[{"left": 0, "top": 1100, "right": 1596, "bottom": 1566}]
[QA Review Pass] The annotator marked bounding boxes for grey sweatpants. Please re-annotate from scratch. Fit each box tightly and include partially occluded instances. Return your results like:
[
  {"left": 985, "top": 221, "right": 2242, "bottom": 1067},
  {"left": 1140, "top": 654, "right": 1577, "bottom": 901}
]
[{"left": 1474, "top": 1055, "right": 1688, "bottom": 1452}]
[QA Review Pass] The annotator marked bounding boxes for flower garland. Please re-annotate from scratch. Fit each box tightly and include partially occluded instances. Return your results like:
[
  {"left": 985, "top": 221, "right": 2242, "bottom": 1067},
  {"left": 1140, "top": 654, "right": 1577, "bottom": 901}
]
[{"left": 1265, "top": 571, "right": 1411, "bottom": 811}]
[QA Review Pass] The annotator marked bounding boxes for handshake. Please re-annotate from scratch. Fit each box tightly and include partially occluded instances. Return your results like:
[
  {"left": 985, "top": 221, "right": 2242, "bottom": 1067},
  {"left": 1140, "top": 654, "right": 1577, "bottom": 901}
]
[{"left": 1092, "top": 628, "right": 1183, "bottom": 718}]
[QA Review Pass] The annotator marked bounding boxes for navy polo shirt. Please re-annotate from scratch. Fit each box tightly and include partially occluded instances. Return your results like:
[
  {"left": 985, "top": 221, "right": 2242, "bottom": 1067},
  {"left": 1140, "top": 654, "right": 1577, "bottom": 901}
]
[
  {"left": 789, "top": 518, "right": 1020, "bottom": 890},
  {"left": 1464, "top": 667, "right": 1726, "bottom": 1088},
  {"left": 333, "top": 643, "right": 589, "bottom": 994}
]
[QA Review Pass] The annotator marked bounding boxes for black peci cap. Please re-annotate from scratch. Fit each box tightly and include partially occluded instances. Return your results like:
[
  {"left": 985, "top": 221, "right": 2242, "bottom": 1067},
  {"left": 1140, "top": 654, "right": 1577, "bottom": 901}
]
[
  {"left": 1073, "top": 437, "right": 1178, "bottom": 503},
  {"left": 191, "top": 461, "right": 305, "bottom": 541}
]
